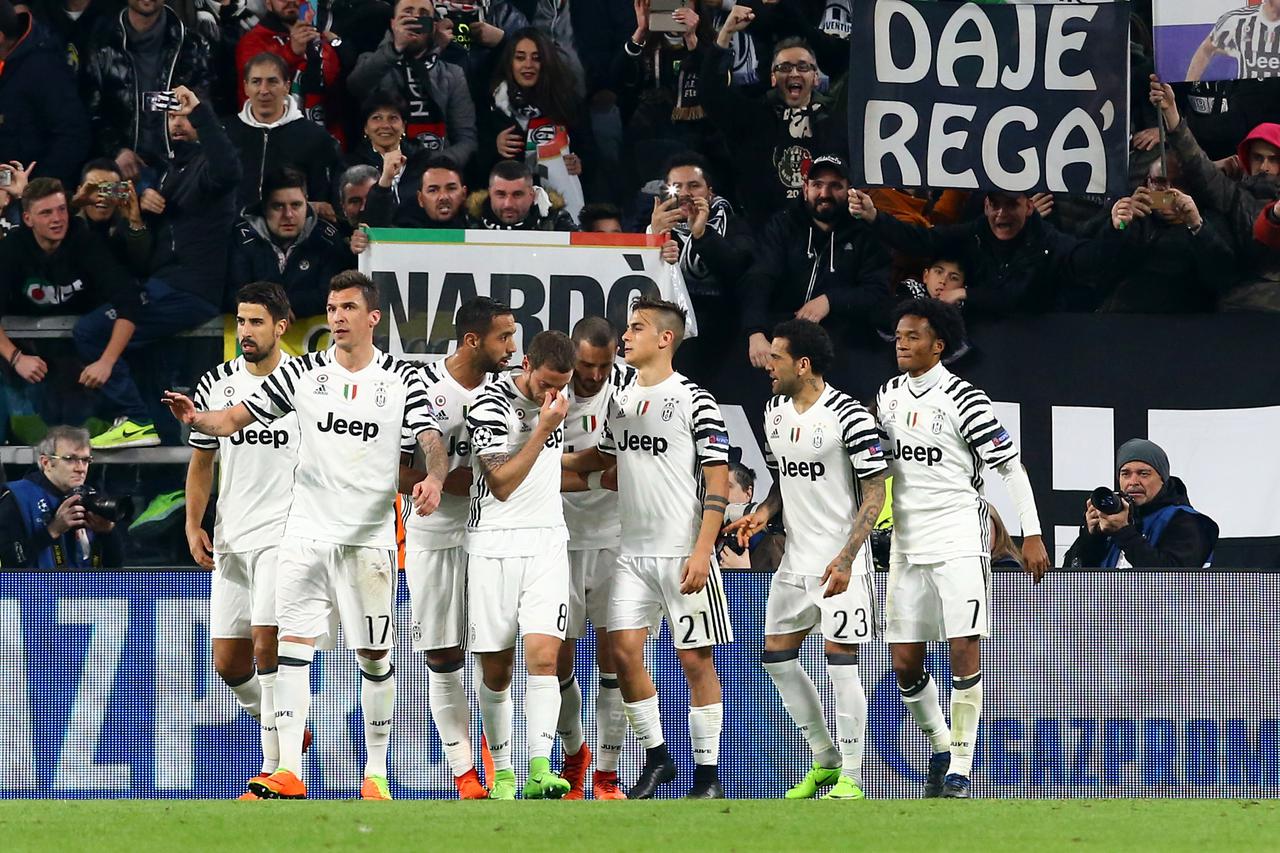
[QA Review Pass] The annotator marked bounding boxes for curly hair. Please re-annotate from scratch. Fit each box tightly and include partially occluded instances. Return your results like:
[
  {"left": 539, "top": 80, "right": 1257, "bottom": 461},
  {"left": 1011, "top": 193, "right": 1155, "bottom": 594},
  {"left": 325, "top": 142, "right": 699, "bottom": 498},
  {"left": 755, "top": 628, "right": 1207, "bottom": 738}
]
[{"left": 891, "top": 297, "right": 967, "bottom": 356}]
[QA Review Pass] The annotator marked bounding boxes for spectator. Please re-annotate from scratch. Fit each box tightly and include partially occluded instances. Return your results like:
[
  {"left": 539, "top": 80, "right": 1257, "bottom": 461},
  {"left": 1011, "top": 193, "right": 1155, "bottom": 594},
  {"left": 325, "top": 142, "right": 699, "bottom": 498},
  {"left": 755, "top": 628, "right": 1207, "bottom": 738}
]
[
  {"left": 0, "top": 159, "right": 34, "bottom": 236},
  {"left": 344, "top": 94, "right": 432, "bottom": 210},
  {"left": 28, "top": 0, "right": 124, "bottom": 78},
  {"left": 0, "top": 0, "right": 91, "bottom": 187},
  {"left": 887, "top": 258, "right": 973, "bottom": 364},
  {"left": 740, "top": 154, "right": 889, "bottom": 369},
  {"left": 649, "top": 151, "right": 751, "bottom": 379},
  {"left": 1064, "top": 439, "right": 1219, "bottom": 569},
  {"left": 866, "top": 186, "right": 970, "bottom": 284},
  {"left": 0, "top": 178, "right": 144, "bottom": 431},
  {"left": 347, "top": 0, "right": 479, "bottom": 171},
  {"left": 227, "top": 51, "right": 340, "bottom": 214},
  {"left": 0, "top": 426, "right": 123, "bottom": 568},
  {"left": 69, "top": 158, "right": 152, "bottom": 277},
  {"left": 849, "top": 189, "right": 1123, "bottom": 319},
  {"left": 362, "top": 154, "right": 471, "bottom": 228},
  {"left": 435, "top": 0, "right": 524, "bottom": 107},
  {"left": 480, "top": 26, "right": 590, "bottom": 221},
  {"left": 336, "top": 163, "right": 379, "bottom": 234},
  {"left": 578, "top": 201, "right": 622, "bottom": 233},
  {"left": 702, "top": 19, "right": 847, "bottom": 229},
  {"left": 85, "top": 0, "right": 213, "bottom": 179},
  {"left": 230, "top": 167, "right": 355, "bottom": 317},
  {"left": 79, "top": 84, "right": 239, "bottom": 449},
  {"left": 466, "top": 158, "right": 574, "bottom": 230},
  {"left": 234, "top": 0, "right": 345, "bottom": 143}
]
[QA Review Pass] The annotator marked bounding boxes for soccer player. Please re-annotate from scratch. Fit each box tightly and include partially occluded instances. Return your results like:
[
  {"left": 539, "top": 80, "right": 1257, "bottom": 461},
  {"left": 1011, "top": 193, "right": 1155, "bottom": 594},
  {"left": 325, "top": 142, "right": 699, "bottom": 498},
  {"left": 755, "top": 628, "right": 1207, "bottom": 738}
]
[
  {"left": 165, "top": 271, "right": 447, "bottom": 801},
  {"left": 564, "top": 298, "right": 733, "bottom": 799},
  {"left": 724, "top": 319, "right": 888, "bottom": 800},
  {"left": 556, "top": 316, "right": 635, "bottom": 800},
  {"left": 400, "top": 296, "right": 517, "bottom": 799},
  {"left": 876, "top": 299, "right": 1049, "bottom": 798},
  {"left": 447, "top": 330, "right": 576, "bottom": 800},
  {"left": 184, "top": 282, "right": 302, "bottom": 799},
  {"left": 1188, "top": 0, "right": 1280, "bottom": 82}
]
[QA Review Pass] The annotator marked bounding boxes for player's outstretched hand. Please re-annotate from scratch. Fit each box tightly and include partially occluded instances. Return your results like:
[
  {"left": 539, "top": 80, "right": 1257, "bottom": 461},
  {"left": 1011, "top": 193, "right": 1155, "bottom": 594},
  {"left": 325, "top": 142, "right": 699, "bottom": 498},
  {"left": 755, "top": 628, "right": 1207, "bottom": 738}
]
[
  {"left": 819, "top": 560, "right": 851, "bottom": 598},
  {"left": 722, "top": 508, "right": 768, "bottom": 549},
  {"left": 1022, "top": 534, "right": 1050, "bottom": 584},
  {"left": 412, "top": 475, "right": 443, "bottom": 516},
  {"left": 680, "top": 548, "right": 712, "bottom": 594},
  {"left": 163, "top": 391, "right": 197, "bottom": 423},
  {"left": 187, "top": 526, "right": 214, "bottom": 569}
]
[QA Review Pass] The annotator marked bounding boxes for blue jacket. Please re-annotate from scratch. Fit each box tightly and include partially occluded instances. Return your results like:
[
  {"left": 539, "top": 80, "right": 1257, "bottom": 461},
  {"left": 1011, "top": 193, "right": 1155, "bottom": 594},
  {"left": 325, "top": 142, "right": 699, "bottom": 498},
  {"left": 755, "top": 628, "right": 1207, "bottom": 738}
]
[
  {"left": 0, "top": 472, "right": 120, "bottom": 569},
  {"left": 0, "top": 14, "right": 90, "bottom": 186},
  {"left": 1063, "top": 476, "right": 1219, "bottom": 569}
]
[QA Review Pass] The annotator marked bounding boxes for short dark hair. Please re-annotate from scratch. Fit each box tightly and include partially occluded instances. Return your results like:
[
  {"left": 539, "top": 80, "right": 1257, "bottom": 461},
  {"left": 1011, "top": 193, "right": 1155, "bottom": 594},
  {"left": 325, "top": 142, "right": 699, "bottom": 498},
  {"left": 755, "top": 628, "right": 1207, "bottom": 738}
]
[
  {"left": 454, "top": 296, "right": 513, "bottom": 343},
  {"left": 771, "top": 318, "right": 835, "bottom": 376},
  {"left": 772, "top": 36, "right": 816, "bottom": 65},
  {"left": 578, "top": 202, "right": 623, "bottom": 232},
  {"left": 361, "top": 92, "right": 408, "bottom": 123},
  {"left": 631, "top": 296, "right": 686, "bottom": 348},
  {"left": 661, "top": 151, "right": 715, "bottom": 190},
  {"left": 490, "top": 159, "right": 533, "bottom": 185},
  {"left": 892, "top": 298, "right": 967, "bottom": 356},
  {"left": 262, "top": 167, "right": 308, "bottom": 202},
  {"left": 571, "top": 316, "right": 616, "bottom": 349},
  {"left": 729, "top": 461, "right": 756, "bottom": 494},
  {"left": 329, "top": 270, "right": 380, "bottom": 309},
  {"left": 21, "top": 177, "right": 65, "bottom": 212},
  {"left": 243, "top": 51, "right": 290, "bottom": 82},
  {"left": 525, "top": 330, "right": 576, "bottom": 373},
  {"left": 925, "top": 254, "right": 967, "bottom": 277},
  {"left": 236, "top": 281, "right": 292, "bottom": 324},
  {"left": 421, "top": 154, "right": 465, "bottom": 182},
  {"left": 80, "top": 158, "right": 121, "bottom": 181}
]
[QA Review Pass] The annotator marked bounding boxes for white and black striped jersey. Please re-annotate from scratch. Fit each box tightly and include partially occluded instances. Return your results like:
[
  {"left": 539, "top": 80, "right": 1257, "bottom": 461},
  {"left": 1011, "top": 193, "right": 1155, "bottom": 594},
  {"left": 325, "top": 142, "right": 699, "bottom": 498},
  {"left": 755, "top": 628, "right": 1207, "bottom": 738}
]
[
  {"left": 465, "top": 370, "right": 567, "bottom": 549},
  {"left": 242, "top": 346, "right": 439, "bottom": 549},
  {"left": 598, "top": 371, "right": 730, "bottom": 558},
  {"left": 876, "top": 362, "right": 1019, "bottom": 561},
  {"left": 189, "top": 355, "right": 299, "bottom": 554},
  {"left": 562, "top": 363, "right": 636, "bottom": 551},
  {"left": 1211, "top": 6, "right": 1280, "bottom": 79},
  {"left": 403, "top": 359, "right": 495, "bottom": 550},
  {"left": 763, "top": 384, "right": 886, "bottom": 578}
]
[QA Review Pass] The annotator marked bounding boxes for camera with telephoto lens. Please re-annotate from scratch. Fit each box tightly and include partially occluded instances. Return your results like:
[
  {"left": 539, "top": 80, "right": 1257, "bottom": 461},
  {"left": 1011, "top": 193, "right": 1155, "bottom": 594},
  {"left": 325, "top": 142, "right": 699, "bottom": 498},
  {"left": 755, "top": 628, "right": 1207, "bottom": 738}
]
[
  {"left": 70, "top": 486, "right": 134, "bottom": 524},
  {"left": 1089, "top": 486, "right": 1130, "bottom": 516}
]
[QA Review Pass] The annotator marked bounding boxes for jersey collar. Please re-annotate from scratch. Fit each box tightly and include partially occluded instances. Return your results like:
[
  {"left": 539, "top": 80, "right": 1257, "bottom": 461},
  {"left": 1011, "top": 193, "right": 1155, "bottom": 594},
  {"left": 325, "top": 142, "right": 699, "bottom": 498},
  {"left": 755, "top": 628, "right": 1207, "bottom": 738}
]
[{"left": 905, "top": 361, "right": 949, "bottom": 397}]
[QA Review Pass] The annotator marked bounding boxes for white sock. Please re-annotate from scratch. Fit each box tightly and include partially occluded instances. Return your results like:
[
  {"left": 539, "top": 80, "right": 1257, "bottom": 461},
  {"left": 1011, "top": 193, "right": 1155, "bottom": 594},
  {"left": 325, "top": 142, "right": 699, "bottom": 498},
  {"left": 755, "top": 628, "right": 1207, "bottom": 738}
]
[
  {"left": 257, "top": 670, "right": 279, "bottom": 774},
  {"left": 526, "top": 674, "right": 562, "bottom": 762},
  {"left": 556, "top": 675, "right": 585, "bottom": 756},
  {"left": 688, "top": 703, "right": 723, "bottom": 766},
  {"left": 427, "top": 661, "right": 473, "bottom": 776},
  {"left": 477, "top": 681, "right": 513, "bottom": 772},
  {"left": 949, "top": 672, "right": 983, "bottom": 776},
  {"left": 359, "top": 656, "right": 395, "bottom": 778},
  {"left": 274, "top": 642, "right": 315, "bottom": 775},
  {"left": 827, "top": 655, "right": 867, "bottom": 783},
  {"left": 763, "top": 653, "right": 840, "bottom": 768},
  {"left": 596, "top": 672, "right": 626, "bottom": 772},
  {"left": 899, "top": 671, "right": 952, "bottom": 754},
  {"left": 624, "top": 694, "right": 665, "bottom": 749},
  {"left": 226, "top": 671, "right": 262, "bottom": 720}
]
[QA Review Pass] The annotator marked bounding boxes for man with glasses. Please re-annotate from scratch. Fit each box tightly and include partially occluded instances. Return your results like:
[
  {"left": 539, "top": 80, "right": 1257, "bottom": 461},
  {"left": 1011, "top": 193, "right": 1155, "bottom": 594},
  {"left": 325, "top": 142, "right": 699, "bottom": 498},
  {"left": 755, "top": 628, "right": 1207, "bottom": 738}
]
[
  {"left": 702, "top": 26, "right": 847, "bottom": 229},
  {"left": 0, "top": 425, "right": 122, "bottom": 568}
]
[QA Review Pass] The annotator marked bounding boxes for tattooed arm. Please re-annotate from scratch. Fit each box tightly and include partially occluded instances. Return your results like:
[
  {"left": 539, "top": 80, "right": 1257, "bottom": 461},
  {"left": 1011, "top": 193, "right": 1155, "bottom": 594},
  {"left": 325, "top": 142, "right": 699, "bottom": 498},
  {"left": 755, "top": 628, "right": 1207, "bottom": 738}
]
[{"left": 821, "top": 470, "right": 888, "bottom": 598}]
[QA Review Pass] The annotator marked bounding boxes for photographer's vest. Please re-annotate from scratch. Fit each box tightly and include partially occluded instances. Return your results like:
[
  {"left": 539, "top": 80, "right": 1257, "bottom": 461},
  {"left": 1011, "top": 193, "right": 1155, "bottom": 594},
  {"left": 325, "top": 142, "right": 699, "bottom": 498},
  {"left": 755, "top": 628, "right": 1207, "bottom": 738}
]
[
  {"left": 4, "top": 478, "right": 97, "bottom": 570},
  {"left": 1103, "top": 504, "right": 1213, "bottom": 569}
]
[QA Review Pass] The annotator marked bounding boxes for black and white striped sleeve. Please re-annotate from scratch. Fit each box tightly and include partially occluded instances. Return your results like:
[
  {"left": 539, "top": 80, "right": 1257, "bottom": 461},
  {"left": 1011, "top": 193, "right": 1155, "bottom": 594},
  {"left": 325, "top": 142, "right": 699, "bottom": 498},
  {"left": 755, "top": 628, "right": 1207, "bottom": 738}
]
[
  {"left": 597, "top": 394, "right": 618, "bottom": 456},
  {"left": 952, "top": 381, "right": 1018, "bottom": 467},
  {"left": 400, "top": 363, "right": 440, "bottom": 451},
  {"left": 1210, "top": 10, "right": 1244, "bottom": 52},
  {"left": 243, "top": 357, "right": 303, "bottom": 425},
  {"left": 467, "top": 391, "right": 511, "bottom": 458},
  {"left": 837, "top": 398, "right": 887, "bottom": 478},
  {"left": 762, "top": 396, "right": 781, "bottom": 472},
  {"left": 691, "top": 387, "right": 730, "bottom": 467},
  {"left": 187, "top": 368, "right": 220, "bottom": 450}
]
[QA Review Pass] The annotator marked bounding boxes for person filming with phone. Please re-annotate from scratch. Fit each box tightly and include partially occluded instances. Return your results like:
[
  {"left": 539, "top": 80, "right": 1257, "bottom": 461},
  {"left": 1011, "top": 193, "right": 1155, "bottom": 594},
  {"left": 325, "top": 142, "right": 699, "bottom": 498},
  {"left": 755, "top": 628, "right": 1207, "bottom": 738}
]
[{"left": 1063, "top": 439, "right": 1219, "bottom": 569}]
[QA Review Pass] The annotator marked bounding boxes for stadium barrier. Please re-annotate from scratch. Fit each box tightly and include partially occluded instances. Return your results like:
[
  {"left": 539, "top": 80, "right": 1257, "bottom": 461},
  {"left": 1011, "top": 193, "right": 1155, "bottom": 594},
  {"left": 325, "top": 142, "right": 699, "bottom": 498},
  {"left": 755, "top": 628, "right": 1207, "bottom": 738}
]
[{"left": 0, "top": 568, "right": 1276, "bottom": 799}]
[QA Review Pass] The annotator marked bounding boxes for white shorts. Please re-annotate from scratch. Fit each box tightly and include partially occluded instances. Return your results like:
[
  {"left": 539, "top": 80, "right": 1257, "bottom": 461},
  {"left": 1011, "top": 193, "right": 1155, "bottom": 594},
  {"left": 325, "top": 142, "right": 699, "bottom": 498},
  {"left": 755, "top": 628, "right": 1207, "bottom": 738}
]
[
  {"left": 884, "top": 553, "right": 991, "bottom": 643},
  {"left": 764, "top": 570, "right": 879, "bottom": 644},
  {"left": 210, "top": 547, "right": 278, "bottom": 638},
  {"left": 567, "top": 547, "right": 617, "bottom": 638},
  {"left": 609, "top": 555, "right": 734, "bottom": 649},
  {"left": 467, "top": 537, "right": 570, "bottom": 653},
  {"left": 405, "top": 546, "right": 467, "bottom": 652},
  {"left": 276, "top": 537, "right": 397, "bottom": 651}
]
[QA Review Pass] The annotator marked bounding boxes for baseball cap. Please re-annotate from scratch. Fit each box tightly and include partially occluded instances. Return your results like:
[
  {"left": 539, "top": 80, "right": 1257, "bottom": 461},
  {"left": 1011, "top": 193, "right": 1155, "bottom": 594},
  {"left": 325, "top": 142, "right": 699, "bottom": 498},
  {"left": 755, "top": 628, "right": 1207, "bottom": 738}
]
[{"left": 806, "top": 153, "right": 849, "bottom": 181}]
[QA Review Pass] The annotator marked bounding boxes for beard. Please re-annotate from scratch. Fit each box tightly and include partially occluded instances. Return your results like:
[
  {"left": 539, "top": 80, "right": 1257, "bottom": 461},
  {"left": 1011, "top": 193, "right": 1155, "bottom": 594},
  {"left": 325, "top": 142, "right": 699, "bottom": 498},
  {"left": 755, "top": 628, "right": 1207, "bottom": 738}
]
[{"left": 807, "top": 199, "right": 840, "bottom": 223}]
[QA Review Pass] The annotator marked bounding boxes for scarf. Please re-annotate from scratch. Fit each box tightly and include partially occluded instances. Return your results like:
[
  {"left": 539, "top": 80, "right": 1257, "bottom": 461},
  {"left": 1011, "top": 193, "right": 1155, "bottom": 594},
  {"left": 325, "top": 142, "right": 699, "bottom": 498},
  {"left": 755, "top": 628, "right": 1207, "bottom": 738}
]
[
  {"left": 668, "top": 55, "right": 704, "bottom": 122},
  {"left": 779, "top": 103, "right": 822, "bottom": 140},
  {"left": 401, "top": 53, "right": 449, "bottom": 150},
  {"left": 671, "top": 196, "right": 733, "bottom": 296},
  {"left": 821, "top": 0, "right": 853, "bottom": 39}
]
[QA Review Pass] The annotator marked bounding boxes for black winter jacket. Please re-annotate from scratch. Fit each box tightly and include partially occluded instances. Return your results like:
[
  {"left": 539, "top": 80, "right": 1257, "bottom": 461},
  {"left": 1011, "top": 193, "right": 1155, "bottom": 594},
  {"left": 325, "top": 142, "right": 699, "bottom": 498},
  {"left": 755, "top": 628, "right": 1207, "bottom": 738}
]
[
  {"left": 739, "top": 203, "right": 890, "bottom": 342},
  {"left": 84, "top": 7, "right": 214, "bottom": 159},
  {"left": 1063, "top": 476, "right": 1219, "bottom": 569},
  {"left": 466, "top": 188, "right": 575, "bottom": 232},
  {"left": 0, "top": 14, "right": 91, "bottom": 186},
  {"left": 229, "top": 205, "right": 355, "bottom": 317},
  {"left": 0, "top": 218, "right": 142, "bottom": 322},
  {"left": 361, "top": 182, "right": 473, "bottom": 228},
  {"left": 225, "top": 100, "right": 341, "bottom": 208}
]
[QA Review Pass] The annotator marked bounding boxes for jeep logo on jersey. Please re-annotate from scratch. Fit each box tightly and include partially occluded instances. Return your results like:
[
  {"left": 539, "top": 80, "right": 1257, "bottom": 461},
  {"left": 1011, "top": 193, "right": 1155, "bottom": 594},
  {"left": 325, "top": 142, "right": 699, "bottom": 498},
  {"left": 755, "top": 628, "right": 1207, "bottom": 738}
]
[
  {"left": 317, "top": 412, "right": 380, "bottom": 440},
  {"left": 447, "top": 434, "right": 470, "bottom": 457},
  {"left": 780, "top": 457, "right": 825, "bottom": 481},
  {"left": 229, "top": 428, "right": 290, "bottom": 448},
  {"left": 544, "top": 428, "right": 563, "bottom": 449},
  {"left": 619, "top": 430, "right": 668, "bottom": 455},
  {"left": 891, "top": 439, "right": 942, "bottom": 466}
]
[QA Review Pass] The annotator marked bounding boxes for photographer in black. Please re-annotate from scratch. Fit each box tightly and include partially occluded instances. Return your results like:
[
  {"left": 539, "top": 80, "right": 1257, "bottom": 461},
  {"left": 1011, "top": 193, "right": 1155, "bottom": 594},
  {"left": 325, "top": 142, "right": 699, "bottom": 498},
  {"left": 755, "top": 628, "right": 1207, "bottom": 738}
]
[
  {"left": 1064, "top": 439, "right": 1219, "bottom": 569},
  {"left": 0, "top": 425, "right": 125, "bottom": 568}
]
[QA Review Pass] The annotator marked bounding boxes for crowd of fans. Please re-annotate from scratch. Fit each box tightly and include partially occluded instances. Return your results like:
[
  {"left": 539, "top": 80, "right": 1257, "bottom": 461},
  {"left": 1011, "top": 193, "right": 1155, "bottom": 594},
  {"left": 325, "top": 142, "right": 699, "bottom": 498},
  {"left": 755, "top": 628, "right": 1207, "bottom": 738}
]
[{"left": 0, "top": 0, "right": 1277, "bottom": 462}]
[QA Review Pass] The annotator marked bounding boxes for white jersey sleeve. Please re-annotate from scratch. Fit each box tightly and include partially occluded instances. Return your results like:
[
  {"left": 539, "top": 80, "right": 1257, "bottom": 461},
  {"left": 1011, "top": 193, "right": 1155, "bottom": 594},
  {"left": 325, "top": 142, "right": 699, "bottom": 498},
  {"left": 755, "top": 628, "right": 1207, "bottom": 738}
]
[{"left": 562, "top": 363, "right": 635, "bottom": 550}]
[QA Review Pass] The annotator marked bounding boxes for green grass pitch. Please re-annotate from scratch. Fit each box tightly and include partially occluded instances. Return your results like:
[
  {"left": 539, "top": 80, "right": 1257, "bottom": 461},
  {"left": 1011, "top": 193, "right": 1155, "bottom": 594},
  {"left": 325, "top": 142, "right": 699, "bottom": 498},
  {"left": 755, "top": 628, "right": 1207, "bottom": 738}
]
[{"left": 2, "top": 800, "right": 1277, "bottom": 852}]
